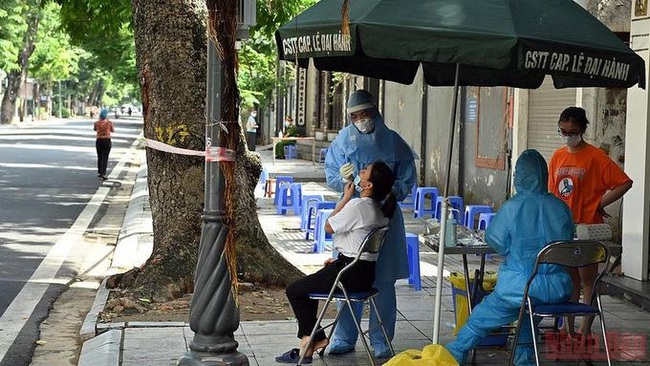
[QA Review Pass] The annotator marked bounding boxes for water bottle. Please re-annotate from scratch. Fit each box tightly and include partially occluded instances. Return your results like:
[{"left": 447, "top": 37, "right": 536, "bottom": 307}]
[{"left": 445, "top": 209, "right": 458, "bottom": 247}]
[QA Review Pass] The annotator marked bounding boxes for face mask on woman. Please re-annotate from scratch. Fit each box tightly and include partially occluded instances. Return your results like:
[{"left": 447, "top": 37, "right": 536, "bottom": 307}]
[
  {"left": 562, "top": 134, "right": 582, "bottom": 147},
  {"left": 354, "top": 118, "right": 374, "bottom": 134},
  {"left": 353, "top": 175, "right": 364, "bottom": 192}
]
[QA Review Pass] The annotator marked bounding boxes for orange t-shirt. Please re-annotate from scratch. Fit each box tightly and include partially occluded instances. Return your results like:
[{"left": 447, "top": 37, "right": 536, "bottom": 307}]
[
  {"left": 94, "top": 119, "right": 114, "bottom": 139},
  {"left": 548, "top": 144, "right": 631, "bottom": 224}
]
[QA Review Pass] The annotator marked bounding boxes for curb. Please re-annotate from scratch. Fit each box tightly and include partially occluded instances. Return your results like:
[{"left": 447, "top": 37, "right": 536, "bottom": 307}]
[
  {"left": 109, "top": 165, "right": 153, "bottom": 273},
  {"left": 79, "top": 280, "right": 111, "bottom": 342}
]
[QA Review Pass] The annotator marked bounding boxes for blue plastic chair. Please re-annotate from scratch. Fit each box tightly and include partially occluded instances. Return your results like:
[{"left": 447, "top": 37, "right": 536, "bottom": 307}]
[
  {"left": 463, "top": 205, "right": 493, "bottom": 229},
  {"left": 284, "top": 144, "right": 298, "bottom": 159},
  {"left": 406, "top": 233, "right": 421, "bottom": 291},
  {"left": 273, "top": 176, "right": 294, "bottom": 206},
  {"left": 399, "top": 184, "right": 418, "bottom": 210},
  {"left": 413, "top": 187, "right": 439, "bottom": 219},
  {"left": 478, "top": 212, "right": 497, "bottom": 230},
  {"left": 435, "top": 196, "right": 463, "bottom": 221},
  {"left": 300, "top": 195, "right": 324, "bottom": 230},
  {"left": 305, "top": 201, "right": 336, "bottom": 240},
  {"left": 276, "top": 182, "right": 302, "bottom": 215},
  {"left": 318, "top": 148, "right": 328, "bottom": 163},
  {"left": 313, "top": 209, "right": 334, "bottom": 253}
]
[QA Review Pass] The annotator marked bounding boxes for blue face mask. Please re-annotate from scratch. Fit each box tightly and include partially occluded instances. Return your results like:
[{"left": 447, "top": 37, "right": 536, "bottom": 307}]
[{"left": 353, "top": 175, "right": 364, "bottom": 192}]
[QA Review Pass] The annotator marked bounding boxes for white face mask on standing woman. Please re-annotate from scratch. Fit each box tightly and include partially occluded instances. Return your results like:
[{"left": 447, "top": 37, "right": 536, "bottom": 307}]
[
  {"left": 354, "top": 118, "right": 374, "bottom": 134},
  {"left": 562, "top": 134, "right": 582, "bottom": 147}
]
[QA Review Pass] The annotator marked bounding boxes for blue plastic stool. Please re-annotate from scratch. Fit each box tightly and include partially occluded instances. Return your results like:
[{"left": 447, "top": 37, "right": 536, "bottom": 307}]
[
  {"left": 318, "top": 148, "right": 328, "bottom": 163},
  {"left": 273, "top": 176, "right": 294, "bottom": 205},
  {"left": 413, "top": 187, "right": 439, "bottom": 218},
  {"left": 305, "top": 201, "right": 336, "bottom": 240},
  {"left": 463, "top": 205, "right": 493, "bottom": 229},
  {"left": 284, "top": 144, "right": 298, "bottom": 159},
  {"left": 478, "top": 212, "right": 497, "bottom": 230},
  {"left": 399, "top": 184, "right": 418, "bottom": 210},
  {"left": 435, "top": 196, "right": 464, "bottom": 221},
  {"left": 300, "top": 195, "right": 324, "bottom": 230},
  {"left": 276, "top": 183, "right": 302, "bottom": 215},
  {"left": 313, "top": 209, "right": 334, "bottom": 253},
  {"left": 406, "top": 233, "right": 421, "bottom": 291}
]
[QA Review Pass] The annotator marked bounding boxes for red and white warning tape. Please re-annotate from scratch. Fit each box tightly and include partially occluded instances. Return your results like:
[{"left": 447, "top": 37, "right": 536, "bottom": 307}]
[{"left": 144, "top": 138, "right": 235, "bottom": 162}]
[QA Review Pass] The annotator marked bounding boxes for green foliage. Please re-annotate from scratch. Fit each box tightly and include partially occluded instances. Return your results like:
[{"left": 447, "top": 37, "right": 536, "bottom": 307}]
[
  {"left": 55, "top": 0, "right": 137, "bottom": 93},
  {"left": 0, "top": 0, "right": 28, "bottom": 73},
  {"left": 237, "top": 0, "right": 316, "bottom": 109},
  {"left": 30, "top": 2, "right": 79, "bottom": 87}
]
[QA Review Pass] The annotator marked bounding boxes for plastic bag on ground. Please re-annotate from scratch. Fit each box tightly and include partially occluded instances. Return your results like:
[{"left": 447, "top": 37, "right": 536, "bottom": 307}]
[{"left": 383, "top": 344, "right": 459, "bottom": 366}]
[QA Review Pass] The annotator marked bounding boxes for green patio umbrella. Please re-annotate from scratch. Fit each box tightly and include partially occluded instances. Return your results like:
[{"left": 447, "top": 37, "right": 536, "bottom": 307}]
[
  {"left": 275, "top": 0, "right": 645, "bottom": 344},
  {"left": 276, "top": 0, "right": 644, "bottom": 89}
]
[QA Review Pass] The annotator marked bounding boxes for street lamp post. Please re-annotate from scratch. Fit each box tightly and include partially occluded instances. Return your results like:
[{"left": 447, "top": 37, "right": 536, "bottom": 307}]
[
  {"left": 178, "top": 1, "right": 255, "bottom": 364},
  {"left": 178, "top": 40, "right": 248, "bottom": 366}
]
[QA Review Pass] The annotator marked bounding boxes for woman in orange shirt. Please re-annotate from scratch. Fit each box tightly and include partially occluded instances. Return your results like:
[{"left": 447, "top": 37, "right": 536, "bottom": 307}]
[
  {"left": 94, "top": 108, "right": 115, "bottom": 180},
  {"left": 548, "top": 106, "right": 632, "bottom": 341}
]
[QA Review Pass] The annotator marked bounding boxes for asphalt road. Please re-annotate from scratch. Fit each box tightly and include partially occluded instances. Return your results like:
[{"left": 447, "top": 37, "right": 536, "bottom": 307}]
[{"left": 0, "top": 116, "right": 143, "bottom": 366}]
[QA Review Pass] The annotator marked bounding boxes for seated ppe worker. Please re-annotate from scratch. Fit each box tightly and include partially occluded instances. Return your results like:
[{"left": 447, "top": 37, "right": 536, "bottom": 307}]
[
  {"left": 275, "top": 162, "right": 398, "bottom": 364},
  {"left": 275, "top": 116, "right": 299, "bottom": 159},
  {"left": 445, "top": 149, "right": 574, "bottom": 366}
]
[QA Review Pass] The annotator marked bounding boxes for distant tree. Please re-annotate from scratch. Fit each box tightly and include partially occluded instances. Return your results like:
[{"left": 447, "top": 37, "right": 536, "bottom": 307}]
[
  {"left": 55, "top": 0, "right": 138, "bottom": 108},
  {"left": 0, "top": 0, "right": 45, "bottom": 124}
]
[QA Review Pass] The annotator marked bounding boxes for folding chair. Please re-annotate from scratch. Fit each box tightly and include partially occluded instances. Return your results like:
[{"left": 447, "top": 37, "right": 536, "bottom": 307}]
[
  {"left": 508, "top": 240, "right": 612, "bottom": 366},
  {"left": 299, "top": 226, "right": 393, "bottom": 366}
]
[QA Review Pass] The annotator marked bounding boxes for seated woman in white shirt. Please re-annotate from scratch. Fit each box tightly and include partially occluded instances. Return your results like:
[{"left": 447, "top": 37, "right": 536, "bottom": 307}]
[{"left": 275, "top": 161, "right": 398, "bottom": 364}]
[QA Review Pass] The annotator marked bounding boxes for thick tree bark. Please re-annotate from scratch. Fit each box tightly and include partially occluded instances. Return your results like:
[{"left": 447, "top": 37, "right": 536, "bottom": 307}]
[{"left": 111, "top": 0, "right": 302, "bottom": 301}]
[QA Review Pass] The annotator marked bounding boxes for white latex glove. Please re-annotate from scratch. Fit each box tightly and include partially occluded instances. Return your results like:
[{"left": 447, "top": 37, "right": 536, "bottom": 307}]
[{"left": 339, "top": 163, "right": 355, "bottom": 182}]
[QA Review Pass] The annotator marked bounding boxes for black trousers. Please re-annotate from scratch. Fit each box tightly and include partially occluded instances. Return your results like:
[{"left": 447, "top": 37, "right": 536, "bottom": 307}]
[
  {"left": 246, "top": 132, "right": 256, "bottom": 151},
  {"left": 96, "top": 138, "right": 112, "bottom": 176},
  {"left": 285, "top": 255, "right": 375, "bottom": 342}
]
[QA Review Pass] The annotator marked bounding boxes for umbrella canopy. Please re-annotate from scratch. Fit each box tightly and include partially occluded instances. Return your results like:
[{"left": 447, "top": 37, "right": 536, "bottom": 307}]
[{"left": 276, "top": 0, "right": 645, "bottom": 89}]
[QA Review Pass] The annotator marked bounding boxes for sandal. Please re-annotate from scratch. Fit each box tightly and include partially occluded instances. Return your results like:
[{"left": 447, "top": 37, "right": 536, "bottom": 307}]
[{"left": 275, "top": 348, "right": 312, "bottom": 364}]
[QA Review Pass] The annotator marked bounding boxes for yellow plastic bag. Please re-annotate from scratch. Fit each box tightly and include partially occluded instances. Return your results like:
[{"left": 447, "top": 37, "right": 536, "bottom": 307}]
[
  {"left": 383, "top": 344, "right": 459, "bottom": 366},
  {"left": 447, "top": 271, "right": 497, "bottom": 335}
]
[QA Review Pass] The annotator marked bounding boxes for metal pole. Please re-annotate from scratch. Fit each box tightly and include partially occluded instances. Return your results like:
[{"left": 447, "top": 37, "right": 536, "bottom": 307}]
[
  {"left": 58, "top": 80, "right": 62, "bottom": 118},
  {"left": 433, "top": 62, "right": 460, "bottom": 344},
  {"left": 178, "top": 40, "right": 248, "bottom": 366}
]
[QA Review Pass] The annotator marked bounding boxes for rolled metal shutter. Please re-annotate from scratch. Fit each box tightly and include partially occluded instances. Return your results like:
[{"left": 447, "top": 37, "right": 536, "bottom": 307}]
[{"left": 527, "top": 78, "right": 577, "bottom": 162}]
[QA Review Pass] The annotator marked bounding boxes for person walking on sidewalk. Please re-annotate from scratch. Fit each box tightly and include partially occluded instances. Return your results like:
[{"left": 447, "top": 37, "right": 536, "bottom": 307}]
[
  {"left": 94, "top": 108, "right": 114, "bottom": 181},
  {"left": 245, "top": 110, "right": 258, "bottom": 151},
  {"left": 324, "top": 89, "right": 417, "bottom": 358},
  {"left": 276, "top": 162, "right": 397, "bottom": 364},
  {"left": 446, "top": 149, "right": 575, "bottom": 366},
  {"left": 548, "top": 106, "right": 632, "bottom": 341}
]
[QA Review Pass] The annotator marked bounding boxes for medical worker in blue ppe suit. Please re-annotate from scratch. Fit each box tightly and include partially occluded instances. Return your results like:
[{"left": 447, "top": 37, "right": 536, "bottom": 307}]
[
  {"left": 324, "top": 89, "right": 417, "bottom": 358},
  {"left": 445, "top": 149, "right": 574, "bottom": 365}
]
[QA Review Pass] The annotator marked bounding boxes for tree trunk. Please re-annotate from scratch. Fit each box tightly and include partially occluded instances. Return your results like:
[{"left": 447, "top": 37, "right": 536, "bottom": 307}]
[
  {"left": 0, "top": 3, "right": 41, "bottom": 125},
  {"left": 112, "top": 0, "right": 302, "bottom": 301}
]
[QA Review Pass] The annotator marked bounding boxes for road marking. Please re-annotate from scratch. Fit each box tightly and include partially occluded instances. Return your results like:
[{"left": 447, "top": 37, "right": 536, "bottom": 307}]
[{"left": 0, "top": 138, "right": 139, "bottom": 361}]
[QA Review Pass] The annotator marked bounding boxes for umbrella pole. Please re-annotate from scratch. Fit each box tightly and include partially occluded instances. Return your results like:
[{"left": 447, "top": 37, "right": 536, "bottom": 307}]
[{"left": 433, "top": 63, "right": 460, "bottom": 344}]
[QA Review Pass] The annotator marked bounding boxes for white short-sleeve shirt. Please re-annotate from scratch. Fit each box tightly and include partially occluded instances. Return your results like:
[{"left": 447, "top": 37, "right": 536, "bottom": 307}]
[{"left": 327, "top": 197, "right": 389, "bottom": 261}]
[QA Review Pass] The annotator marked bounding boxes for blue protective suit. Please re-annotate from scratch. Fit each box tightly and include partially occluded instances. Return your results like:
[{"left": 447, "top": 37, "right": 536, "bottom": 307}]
[
  {"left": 325, "top": 90, "right": 417, "bottom": 356},
  {"left": 445, "top": 149, "right": 574, "bottom": 366}
]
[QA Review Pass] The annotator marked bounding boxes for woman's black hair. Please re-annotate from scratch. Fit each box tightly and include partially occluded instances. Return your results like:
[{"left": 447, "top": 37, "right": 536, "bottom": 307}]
[
  {"left": 367, "top": 161, "right": 398, "bottom": 219},
  {"left": 558, "top": 106, "right": 589, "bottom": 131}
]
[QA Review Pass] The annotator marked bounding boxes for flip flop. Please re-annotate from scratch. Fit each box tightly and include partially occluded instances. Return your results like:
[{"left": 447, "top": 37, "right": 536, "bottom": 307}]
[{"left": 275, "top": 348, "right": 313, "bottom": 364}]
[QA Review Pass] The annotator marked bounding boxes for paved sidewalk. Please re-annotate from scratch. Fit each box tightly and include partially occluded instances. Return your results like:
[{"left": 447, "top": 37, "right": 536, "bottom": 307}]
[{"left": 78, "top": 144, "right": 650, "bottom": 365}]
